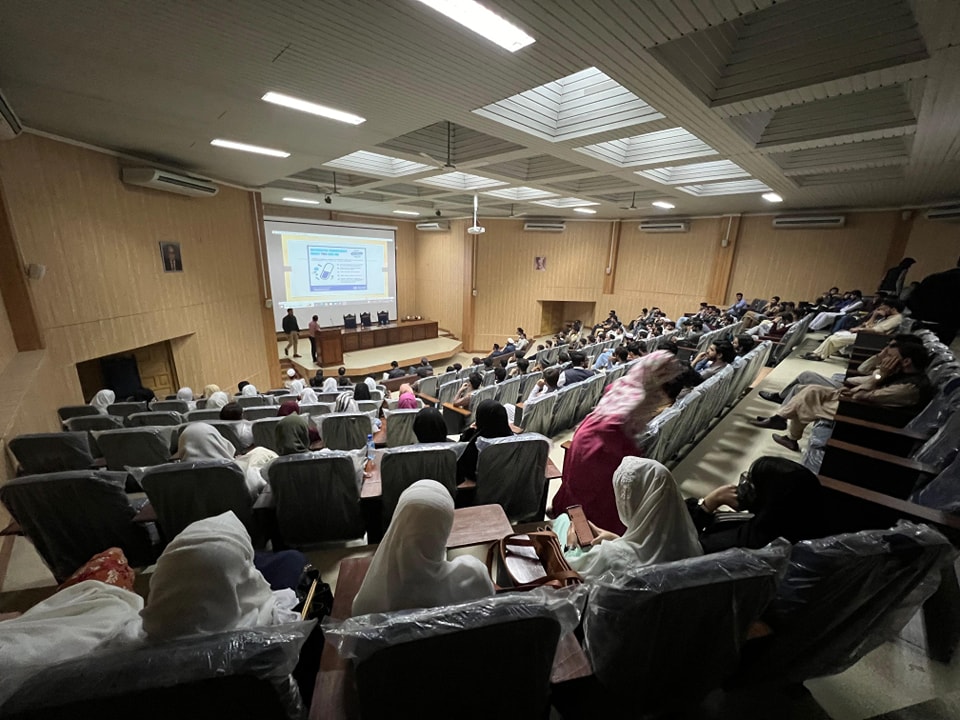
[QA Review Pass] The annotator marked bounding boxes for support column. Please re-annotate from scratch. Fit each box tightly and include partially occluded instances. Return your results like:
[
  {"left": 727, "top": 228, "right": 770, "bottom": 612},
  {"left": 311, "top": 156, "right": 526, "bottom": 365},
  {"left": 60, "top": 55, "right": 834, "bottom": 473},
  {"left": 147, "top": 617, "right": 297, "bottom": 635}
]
[
  {"left": 0, "top": 175, "right": 42, "bottom": 351},
  {"left": 705, "top": 214, "right": 742, "bottom": 305}
]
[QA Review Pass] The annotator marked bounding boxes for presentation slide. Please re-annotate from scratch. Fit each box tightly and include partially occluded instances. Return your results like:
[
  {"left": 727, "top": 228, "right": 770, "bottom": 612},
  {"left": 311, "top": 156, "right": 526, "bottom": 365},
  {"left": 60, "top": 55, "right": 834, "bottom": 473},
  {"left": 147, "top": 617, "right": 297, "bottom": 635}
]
[{"left": 263, "top": 218, "right": 398, "bottom": 329}]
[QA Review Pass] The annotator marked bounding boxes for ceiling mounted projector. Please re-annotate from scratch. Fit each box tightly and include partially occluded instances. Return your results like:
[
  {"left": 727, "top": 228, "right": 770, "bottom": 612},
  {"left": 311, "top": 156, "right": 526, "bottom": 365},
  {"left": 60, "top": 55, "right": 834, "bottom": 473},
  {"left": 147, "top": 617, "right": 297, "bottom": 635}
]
[{"left": 467, "top": 194, "right": 485, "bottom": 235}]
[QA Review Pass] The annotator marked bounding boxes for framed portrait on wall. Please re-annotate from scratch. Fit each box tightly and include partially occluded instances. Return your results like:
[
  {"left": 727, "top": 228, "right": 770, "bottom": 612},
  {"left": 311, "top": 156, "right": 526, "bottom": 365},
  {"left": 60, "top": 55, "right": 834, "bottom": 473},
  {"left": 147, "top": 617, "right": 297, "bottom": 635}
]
[
  {"left": 160, "top": 242, "right": 183, "bottom": 272},
  {"left": 534, "top": 256, "right": 546, "bottom": 271}
]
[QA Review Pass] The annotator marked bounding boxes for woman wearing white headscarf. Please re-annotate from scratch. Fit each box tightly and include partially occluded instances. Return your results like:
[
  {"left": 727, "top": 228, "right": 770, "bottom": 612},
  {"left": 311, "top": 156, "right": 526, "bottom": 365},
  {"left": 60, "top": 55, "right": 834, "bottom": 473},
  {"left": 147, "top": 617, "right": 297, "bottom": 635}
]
[
  {"left": 205, "top": 391, "right": 230, "bottom": 410},
  {"left": 241, "top": 384, "right": 259, "bottom": 397},
  {"left": 551, "top": 457, "right": 703, "bottom": 579},
  {"left": 352, "top": 480, "right": 494, "bottom": 615},
  {"left": 90, "top": 389, "right": 115, "bottom": 415},
  {"left": 363, "top": 376, "right": 377, "bottom": 393},
  {"left": 321, "top": 377, "right": 338, "bottom": 393},
  {"left": 290, "top": 379, "right": 305, "bottom": 395},
  {"left": 141, "top": 512, "right": 299, "bottom": 641},
  {"left": 175, "top": 423, "right": 275, "bottom": 497},
  {"left": 176, "top": 387, "right": 197, "bottom": 411},
  {"left": 335, "top": 392, "right": 380, "bottom": 432},
  {"left": 299, "top": 387, "right": 319, "bottom": 405}
]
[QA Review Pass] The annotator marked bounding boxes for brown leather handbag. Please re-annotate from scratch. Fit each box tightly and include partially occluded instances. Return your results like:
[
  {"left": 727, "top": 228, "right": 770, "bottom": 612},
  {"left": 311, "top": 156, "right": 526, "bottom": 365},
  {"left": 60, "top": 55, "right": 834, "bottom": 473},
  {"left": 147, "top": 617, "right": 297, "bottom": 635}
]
[{"left": 487, "top": 531, "right": 582, "bottom": 591}]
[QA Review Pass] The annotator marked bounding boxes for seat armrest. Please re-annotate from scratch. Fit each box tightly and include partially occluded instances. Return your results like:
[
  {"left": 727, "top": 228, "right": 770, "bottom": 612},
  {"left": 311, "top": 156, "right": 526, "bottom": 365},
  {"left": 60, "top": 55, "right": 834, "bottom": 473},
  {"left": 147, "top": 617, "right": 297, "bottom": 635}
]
[
  {"left": 442, "top": 402, "right": 470, "bottom": 418},
  {"left": 825, "top": 439, "right": 938, "bottom": 474},
  {"left": 819, "top": 475, "right": 960, "bottom": 532},
  {"left": 132, "top": 502, "right": 157, "bottom": 523},
  {"left": 415, "top": 393, "right": 439, "bottom": 406},
  {"left": 831, "top": 415, "right": 928, "bottom": 456},
  {"left": 837, "top": 399, "right": 918, "bottom": 428}
]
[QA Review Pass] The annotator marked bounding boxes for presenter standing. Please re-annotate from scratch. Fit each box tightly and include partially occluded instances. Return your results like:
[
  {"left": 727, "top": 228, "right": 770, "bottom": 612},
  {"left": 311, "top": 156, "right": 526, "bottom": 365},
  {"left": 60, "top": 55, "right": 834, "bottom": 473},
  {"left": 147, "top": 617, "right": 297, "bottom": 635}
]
[
  {"left": 308, "top": 315, "right": 320, "bottom": 364},
  {"left": 283, "top": 309, "right": 302, "bottom": 358}
]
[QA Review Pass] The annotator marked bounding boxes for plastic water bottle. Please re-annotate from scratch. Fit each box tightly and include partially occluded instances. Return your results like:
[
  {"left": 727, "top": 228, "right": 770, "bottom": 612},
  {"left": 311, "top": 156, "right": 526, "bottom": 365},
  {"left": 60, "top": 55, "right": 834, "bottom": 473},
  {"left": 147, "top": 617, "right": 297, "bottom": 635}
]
[{"left": 366, "top": 434, "right": 376, "bottom": 466}]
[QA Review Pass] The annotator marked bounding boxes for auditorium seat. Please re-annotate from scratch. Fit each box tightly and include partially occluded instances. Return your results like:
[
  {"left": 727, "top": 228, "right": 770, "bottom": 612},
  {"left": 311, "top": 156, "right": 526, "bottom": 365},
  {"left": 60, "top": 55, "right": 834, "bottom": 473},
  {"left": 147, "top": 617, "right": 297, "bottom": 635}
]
[
  {"left": 57, "top": 405, "right": 101, "bottom": 422},
  {"left": 579, "top": 544, "right": 788, "bottom": 716},
  {"left": 518, "top": 393, "right": 557, "bottom": 437},
  {"left": 125, "top": 411, "right": 185, "bottom": 427},
  {"left": 383, "top": 409, "right": 419, "bottom": 447},
  {"left": 9, "top": 432, "right": 96, "bottom": 475},
  {"left": 141, "top": 459, "right": 257, "bottom": 544},
  {"left": 204, "top": 420, "right": 247, "bottom": 453},
  {"left": 64, "top": 415, "right": 124, "bottom": 457},
  {"left": 184, "top": 408, "right": 222, "bottom": 422},
  {"left": 106, "top": 401, "right": 148, "bottom": 418},
  {"left": 0, "top": 470, "right": 159, "bottom": 583},
  {"left": 251, "top": 417, "right": 283, "bottom": 453},
  {"left": 94, "top": 426, "right": 177, "bottom": 471},
  {"left": 474, "top": 433, "right": 550, "bottom": 523},
  {"left": 237, "top": 395, "right": 270, "bottom": 408},
  {"left": 151, "top": 399, "right": 189, "bottom": 413},
  {"left": 320, "top": 413, "right": 370, "bottom": 451},
  {"left": 493, "top": 375, "right": 522, "bottom": 405},
  {"left": 266, "top": 451, "right": 365, "bottom": 547},
  {"left": 380, "top": 445, "right": 458, "bottom": 526},
  {"left": 243, "top": 406, "right": 281, "bottom": 421}
]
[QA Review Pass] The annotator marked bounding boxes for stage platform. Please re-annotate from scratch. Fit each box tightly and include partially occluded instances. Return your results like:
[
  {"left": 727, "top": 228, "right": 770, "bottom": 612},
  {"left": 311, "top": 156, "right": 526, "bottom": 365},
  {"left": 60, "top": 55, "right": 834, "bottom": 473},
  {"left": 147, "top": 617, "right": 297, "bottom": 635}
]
[{"left": 277, "top": 336, "right": 463, "bottom": 379}]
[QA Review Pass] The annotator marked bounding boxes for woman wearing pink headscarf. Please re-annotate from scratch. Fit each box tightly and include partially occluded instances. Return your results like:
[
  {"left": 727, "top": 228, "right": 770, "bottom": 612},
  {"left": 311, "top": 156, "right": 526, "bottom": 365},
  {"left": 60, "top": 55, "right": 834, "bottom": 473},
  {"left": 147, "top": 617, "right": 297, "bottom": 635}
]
[
  {"left": 551, "top": 351, "right": 681, "bottom": 534},
  {"left": 397, "top": 383, "right": 418, "bottom": 409}
]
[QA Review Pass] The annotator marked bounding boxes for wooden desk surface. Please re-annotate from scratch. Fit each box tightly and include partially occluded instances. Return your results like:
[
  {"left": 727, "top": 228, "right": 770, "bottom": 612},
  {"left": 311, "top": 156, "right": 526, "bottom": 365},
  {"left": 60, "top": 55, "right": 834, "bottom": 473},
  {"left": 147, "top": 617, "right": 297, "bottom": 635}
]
[{"left": 446, "top": 504, "right": 513, "bottom": 549}]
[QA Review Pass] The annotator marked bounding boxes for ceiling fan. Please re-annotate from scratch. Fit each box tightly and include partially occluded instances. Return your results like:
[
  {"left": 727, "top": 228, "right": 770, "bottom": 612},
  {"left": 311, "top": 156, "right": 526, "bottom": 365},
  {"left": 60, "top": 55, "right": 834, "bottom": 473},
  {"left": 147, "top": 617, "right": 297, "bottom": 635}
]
[
  {"left": 317, "top": 172, "right": 341, "bottom": 203},
  {"left": 419, "top": 121, "right": 457, "bottom": 171},
  {"left": 467, "top": 194, "right": 485, "bottom": 235},
  {"left": 620, "top": 192, "right": 639, "bottom": 211}
]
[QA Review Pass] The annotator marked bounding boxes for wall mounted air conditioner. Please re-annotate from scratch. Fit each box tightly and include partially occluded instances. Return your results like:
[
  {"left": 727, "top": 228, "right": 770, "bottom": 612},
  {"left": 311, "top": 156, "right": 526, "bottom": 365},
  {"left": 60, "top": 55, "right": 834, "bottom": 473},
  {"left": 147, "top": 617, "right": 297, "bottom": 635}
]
[
  {"left": 415, "top": 221, "right": 449, "bottom": 231},
  {"left": 523, "top": 221, "right": 565, "bottom": 232},
  {"left": 772, "top": 215, "right": 846, "bottom": 229},
  {"left": 121, "top": 167, "right": 219, "bottom": 197},
  {"left": 639, "top": 220, "right": 689, "bottom": 233},
  {"left": 0, "top": 89, "right": 22, "bottom": 140},
  {"left": 925, "top": 202, "right": 960, "bottom": 221}
]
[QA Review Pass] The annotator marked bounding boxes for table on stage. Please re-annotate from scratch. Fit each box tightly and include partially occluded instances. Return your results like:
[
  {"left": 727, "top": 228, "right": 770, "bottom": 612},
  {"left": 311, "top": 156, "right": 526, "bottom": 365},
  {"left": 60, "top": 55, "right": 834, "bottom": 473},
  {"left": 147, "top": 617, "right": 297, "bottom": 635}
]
[{"left": 316, "top": 319, "right": 439, "bottom": 365}]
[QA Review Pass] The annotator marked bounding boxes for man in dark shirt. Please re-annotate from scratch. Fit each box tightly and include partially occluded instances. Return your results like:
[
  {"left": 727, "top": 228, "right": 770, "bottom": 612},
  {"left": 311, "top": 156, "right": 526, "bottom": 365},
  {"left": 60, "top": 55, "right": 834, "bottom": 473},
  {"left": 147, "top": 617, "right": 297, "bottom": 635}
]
[
  {"left": 386, "top": 360, "right": 406, "bottom": 379},
  {"left": 282, "top": 309, "right": 301, "bottom": 358},
  {"left": 559, "top": 351, "right": 595, "bottom": 387}
]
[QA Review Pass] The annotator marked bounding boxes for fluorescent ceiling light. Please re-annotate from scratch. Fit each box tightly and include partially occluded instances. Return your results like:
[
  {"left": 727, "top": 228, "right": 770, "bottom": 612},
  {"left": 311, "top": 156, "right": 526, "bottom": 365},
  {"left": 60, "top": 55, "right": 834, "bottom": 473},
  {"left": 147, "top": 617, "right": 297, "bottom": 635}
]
[
  {"left": 210, "top": 138, "right": 290, "bottom": 158},
  {"left": 262, "top": 91, "right": 365, "bottom": 125},
  {"left": 283, "top": 197, "right": 320, "bottom": 205},
  {"left": 652, "top": 201, "right": 675, "bottom": 209},
  {"left": 392, "top": 209, "right": 421, "bottom": 216},
  {"left": 413, "top": 0, "right": 535, "bottom": 52},
  {"left": 573, "top": 208, "right": 597, "bottom": 214},
  {"left": 762, "top": 192, "right": 784, "bottom": 203}
]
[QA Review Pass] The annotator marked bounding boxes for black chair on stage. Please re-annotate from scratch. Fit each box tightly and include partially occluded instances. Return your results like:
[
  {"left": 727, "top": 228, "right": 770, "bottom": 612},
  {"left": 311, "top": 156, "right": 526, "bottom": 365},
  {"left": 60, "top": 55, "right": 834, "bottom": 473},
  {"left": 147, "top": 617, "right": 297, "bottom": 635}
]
[
  {"left": 343, "top": 314, "right": 357, "bottom": 330},
  {"left": 360, "top": 312, "right": 372, "bottom": 328},
  {"left": 377, "top": 311, "right": 389, "bottom": 326}
]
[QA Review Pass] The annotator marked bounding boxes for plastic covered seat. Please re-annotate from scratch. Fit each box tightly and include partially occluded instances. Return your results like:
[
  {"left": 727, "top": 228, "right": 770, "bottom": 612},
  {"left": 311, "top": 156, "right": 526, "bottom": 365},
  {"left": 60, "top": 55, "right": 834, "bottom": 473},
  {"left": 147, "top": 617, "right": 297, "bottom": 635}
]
[
  {"left": 106, "top": 401, "right": 148, "bottom": 418},
  {"left": 912, "top": 454, "right": 960, "bottom": 513},
  {"left": 735, "top": 522, "right": 953, "bottom": 685},
  {"left": 494, "top": 375, "right": 523, "bottom": 405},
  {"left": 575, "top": 373, "right": 605, "bottom": 422},
  {"left": 383, "top": 409, "right": 419, "bottom": 447},
  {"left": 324, "top": 590, "right": 583, "bottom": 720},
  {"left": 519, "top": 393, "right": 557, "bottom": 436},
  {"left": 267, "top": 451, "right": 365, "bottom": 546},
  {"left": 204, "top": 420, "right": 247, "bottom": 453},
  {"left": 57, "top": 405, "right": 101, "bottom": 422},
  {"left": 244, "top": 406, "right": 281, "bottom": 421},
  {"left": 9, "top": 432, "right": 95, "bottom": 475},
  {"left": 125, "top": 411, "right": 185, "bottom": 427},
  {"left": 380, "top": 445, "right": 458, "bottom": 525},
  {"left": 64, "top": 415, "right": 125, "bottom": 457},
  {"left": 0, "top": 470, "right": 157, "bottom": 582},
  {"left": 141, "top": 459, "right": 254, "bottom": 543},
  {"left": 416, "top": 375, "right": 439, "bottom": 397},
  {"left": 582, "top": 544, "right": 789, "bottom": 715},
  {"left": 94, "top": 426, "right": 177, "bottom": 470},
  {"left": 518, "top": 371, "right": 542, "bottom": 401},
  {"left": 0, "top": 623, "right": 313, "bottom": 720},
  {"left": 474, "top": 433, "right": 550, "bottom": 523},
  {"left": 185, "top": 408, "right": 223, "bottom": 422},
  {"left": 549, "top": 384, "right": 583, "bottom": 436},
  {"left": 437, "top": 380, "right": 461, "bottom": 406},
  {"left": 320, "top": 413, "right": 371, "bottom": 451},
  {"left": 356, "top": 400, "right": 380, "bottom": 414},
  {"left": 251, "top": 418, "right": 283, "bottom": 452},
  {"left": 151, "top": 399, "right": 189, "bottom": 413},
  {"left": 236, "top": 395, "right": 268, "bottom": 408}
]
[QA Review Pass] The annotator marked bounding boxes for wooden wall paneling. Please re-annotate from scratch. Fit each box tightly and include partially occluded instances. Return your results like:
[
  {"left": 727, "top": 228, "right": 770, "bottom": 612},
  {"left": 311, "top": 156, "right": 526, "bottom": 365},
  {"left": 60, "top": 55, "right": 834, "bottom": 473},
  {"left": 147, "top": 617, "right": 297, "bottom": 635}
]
[
  {"left": 0, "top": 133, "right": 273, "bottom": 439},
  {"left": 904, "top": 215, "right": 960, "bottom": 281},
  {"left": 727, "top": 212, "right": 900, "bottom": 305},
  {"left": 705, "top": 215, "right": 742, "bottom": 305},
  {"left": 0, "top": 174, "right": 42, "bottom": 352},
  {"left": 413, "top": 220, "right": 466, "bottom": 339},
  {"left": 470, "top": 219, "right": 610, "bottom": 351},
  {"left": 604, "top": 217, "right": 722, "bottom": 322}
]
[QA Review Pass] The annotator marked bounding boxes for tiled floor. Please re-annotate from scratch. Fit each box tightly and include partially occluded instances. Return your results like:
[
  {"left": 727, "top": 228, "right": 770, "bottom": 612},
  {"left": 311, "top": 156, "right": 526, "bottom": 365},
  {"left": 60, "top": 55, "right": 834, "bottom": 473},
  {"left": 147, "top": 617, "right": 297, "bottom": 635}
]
[{"left": 4, "top": 334, "right": 960, "bottom": 718}]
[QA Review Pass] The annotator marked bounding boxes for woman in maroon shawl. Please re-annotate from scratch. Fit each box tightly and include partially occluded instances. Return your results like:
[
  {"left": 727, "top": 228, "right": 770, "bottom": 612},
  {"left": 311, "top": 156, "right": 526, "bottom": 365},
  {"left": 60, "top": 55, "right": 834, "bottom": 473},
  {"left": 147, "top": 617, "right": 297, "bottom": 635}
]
[{"left": 551, "top": 351, "right": 681, "bottom": 534}]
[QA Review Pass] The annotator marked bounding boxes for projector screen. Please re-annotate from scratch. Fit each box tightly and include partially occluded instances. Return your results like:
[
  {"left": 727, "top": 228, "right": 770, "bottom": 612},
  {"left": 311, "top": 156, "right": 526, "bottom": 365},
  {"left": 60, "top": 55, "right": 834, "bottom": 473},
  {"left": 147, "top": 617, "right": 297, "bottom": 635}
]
[{"left": 263, "top": 217, "right": 398, "bottom": 329}]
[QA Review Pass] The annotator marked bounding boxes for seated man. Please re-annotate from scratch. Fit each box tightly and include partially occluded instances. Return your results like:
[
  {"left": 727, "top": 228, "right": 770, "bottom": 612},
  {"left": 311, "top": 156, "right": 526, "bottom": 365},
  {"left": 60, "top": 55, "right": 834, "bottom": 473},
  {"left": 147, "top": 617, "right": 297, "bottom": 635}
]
[
  {"left": 804, "top": 299, "right": 903, "bottom": 361},
  {"left": 526, "top": 367, "right": 561, "bottom": 401},
  {"left": 558, "top": 351, "right": 595, "bottom": 387},
  {"left": 751, "top": 341, "right": 930, "bottom": 451},
  {"left": 452, "top": 373, "right": 482, "bottom": 409},
  {"left": 808, "top": 290, "right": 863, "bottom": 331},
  {"left": 759, "top": 334, "right": 924, "bottom": 405},
  {"left": 592, "top": 345, "right": 615, "bottom": 371},
  {"left": 726, "top": 292, "right": 748, "bottom": 318},
  {"left": 692, "top": 340, "right": 735, "bottom": 379},
  {"left": 501, "top": 338, "right": 517, "bottom": 356},
  {"left": 486, "top": 343, "right": 502, "bottom": 359},
  {"left": 408, "top": 357, "right": 433, "bottom": 378},
  {"left": 384, "top": 360, "right": 407, "bottom": 380},
  {"left": 733, "top": 333, "right": 756, "bottom": 356}
]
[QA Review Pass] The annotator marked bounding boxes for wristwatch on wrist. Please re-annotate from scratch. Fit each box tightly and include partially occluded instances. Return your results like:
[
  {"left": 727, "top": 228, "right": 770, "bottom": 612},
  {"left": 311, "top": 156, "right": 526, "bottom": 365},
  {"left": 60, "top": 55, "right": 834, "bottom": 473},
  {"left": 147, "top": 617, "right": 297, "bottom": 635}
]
[{"left": 697, "top": 497, "right": 711, "bottom": 513}]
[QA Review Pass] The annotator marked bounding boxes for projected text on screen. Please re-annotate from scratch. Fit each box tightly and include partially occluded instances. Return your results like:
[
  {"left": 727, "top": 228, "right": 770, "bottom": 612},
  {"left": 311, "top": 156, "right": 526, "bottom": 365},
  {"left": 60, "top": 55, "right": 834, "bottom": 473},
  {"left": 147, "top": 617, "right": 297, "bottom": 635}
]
[{"left": 308, "top": 245, "right": 367, "bottom": 291}]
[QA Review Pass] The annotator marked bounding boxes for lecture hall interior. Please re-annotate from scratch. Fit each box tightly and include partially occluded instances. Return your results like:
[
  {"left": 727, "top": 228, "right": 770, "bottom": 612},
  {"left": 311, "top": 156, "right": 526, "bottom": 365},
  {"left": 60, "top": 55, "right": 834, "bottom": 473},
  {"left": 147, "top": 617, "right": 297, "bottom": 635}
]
[{"left": 1, "top": 0, "right": 960, "bottom": 718}]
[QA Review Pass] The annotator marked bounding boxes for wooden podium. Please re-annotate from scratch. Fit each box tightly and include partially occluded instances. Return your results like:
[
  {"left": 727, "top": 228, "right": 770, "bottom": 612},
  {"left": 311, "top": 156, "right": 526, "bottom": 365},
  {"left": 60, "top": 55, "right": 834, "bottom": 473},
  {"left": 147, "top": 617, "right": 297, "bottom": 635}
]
[{"left": 317, "top": 328, "right": 345, "bottom": 365}]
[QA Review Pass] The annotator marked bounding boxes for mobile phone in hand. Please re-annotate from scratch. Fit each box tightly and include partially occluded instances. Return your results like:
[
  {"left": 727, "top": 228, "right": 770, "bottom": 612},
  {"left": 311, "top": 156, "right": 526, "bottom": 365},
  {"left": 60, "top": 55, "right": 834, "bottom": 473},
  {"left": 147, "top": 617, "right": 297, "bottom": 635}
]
[{"left": 567, "top": 505, "right": 595, "bottom": 547}]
